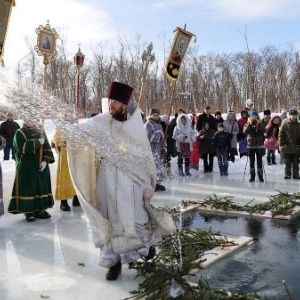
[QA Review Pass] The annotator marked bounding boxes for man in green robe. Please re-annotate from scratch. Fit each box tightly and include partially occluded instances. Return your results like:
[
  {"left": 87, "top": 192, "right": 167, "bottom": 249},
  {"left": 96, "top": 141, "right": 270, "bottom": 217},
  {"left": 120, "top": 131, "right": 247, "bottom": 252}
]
[{"left": 8, "top": 118, "right": 55, "bottom": 222}]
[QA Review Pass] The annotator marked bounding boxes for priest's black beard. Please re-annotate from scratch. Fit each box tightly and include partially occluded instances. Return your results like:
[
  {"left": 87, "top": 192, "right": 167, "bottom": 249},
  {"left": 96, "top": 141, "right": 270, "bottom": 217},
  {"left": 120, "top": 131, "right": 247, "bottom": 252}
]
[{"left": 113, "top": 112, "right": 127, "bottom": 122}]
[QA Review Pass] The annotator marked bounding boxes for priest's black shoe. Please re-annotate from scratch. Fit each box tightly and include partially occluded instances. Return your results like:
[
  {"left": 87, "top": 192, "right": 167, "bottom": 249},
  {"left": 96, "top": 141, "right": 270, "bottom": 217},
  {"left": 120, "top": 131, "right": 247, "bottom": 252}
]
[
  {"left": 155, "top": 183, "right": 166, "bottom": 192},
  {"left": 106, "top": 261, "right": 122, "bottom": 280},
  {"left": 60, "top": 200, "right": 71, "bottom": 211},
  {"left": 72, "top": 195, "right": 81, "bottom": 207},
  {"left": 145, "top": 245, "right": 156, "bottom": 261},
  {"left": 293, "top": 175, "right": 300, "bottom": 179}
]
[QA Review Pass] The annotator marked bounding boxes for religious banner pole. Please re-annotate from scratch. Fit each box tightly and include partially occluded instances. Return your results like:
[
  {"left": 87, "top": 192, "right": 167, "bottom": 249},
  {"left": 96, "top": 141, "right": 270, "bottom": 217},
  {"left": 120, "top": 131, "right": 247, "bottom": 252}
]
[
  {"left": 138, "top": 42, "right": 155, "bottom": 111},
  {"left": 34, "top": 20, "right": 58, "bottom": 163},
  {"left": 0, "top": 0, "right": 16, "bottom": 67},
  {"left": 164, "top": 25, "right": 196, "bottom": 135}
]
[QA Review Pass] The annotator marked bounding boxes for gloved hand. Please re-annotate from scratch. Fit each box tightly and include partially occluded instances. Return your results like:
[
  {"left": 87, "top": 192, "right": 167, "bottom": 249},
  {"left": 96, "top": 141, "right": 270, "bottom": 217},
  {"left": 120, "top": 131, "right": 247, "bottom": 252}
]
[
  {"left": 38, "top": 138, "right": 45, "bottom": 145},
  {"left": 143, "top": 189, "right": 153, "bottom": 203},
  {"left": 39, "top": 161, "right": 47, "bottom": 172}
]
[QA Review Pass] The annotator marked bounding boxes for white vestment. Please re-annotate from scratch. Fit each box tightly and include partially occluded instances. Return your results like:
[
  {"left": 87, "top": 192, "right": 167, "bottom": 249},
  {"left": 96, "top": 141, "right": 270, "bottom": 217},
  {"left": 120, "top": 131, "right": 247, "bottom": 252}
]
[{"left": 66, "top": 100, "right": 175, "bottom": 267}]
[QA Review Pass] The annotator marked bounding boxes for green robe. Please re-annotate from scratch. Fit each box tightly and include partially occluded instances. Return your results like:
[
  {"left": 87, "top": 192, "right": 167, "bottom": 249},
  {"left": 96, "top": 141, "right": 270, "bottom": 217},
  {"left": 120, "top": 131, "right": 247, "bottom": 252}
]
[{"left": 8, "top": 125, "right": 55, "bottom": 214}]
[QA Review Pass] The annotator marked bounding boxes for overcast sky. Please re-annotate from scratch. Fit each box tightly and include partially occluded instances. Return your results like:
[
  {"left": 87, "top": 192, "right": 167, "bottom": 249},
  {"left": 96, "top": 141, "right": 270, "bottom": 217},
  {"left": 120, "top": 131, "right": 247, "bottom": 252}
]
[{"left": 3, "top": 0, "right": 300, "bottom": 68}]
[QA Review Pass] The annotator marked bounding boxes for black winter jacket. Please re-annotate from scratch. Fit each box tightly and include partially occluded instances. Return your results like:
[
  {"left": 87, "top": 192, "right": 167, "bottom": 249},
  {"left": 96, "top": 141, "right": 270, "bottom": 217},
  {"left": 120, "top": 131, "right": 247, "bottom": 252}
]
[
  {"left": 0, "top": 120, "right": 20, "bottom": 146},
  {"left": 213, "top": 131, "right": 231, "bottom": 152}
]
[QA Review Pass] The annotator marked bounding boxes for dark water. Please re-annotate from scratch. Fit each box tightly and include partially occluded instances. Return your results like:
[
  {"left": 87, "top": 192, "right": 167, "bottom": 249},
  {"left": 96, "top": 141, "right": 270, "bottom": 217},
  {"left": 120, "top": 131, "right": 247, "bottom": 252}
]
[{"left": 180, "top": 212, "right": 300, "bottom": 300}]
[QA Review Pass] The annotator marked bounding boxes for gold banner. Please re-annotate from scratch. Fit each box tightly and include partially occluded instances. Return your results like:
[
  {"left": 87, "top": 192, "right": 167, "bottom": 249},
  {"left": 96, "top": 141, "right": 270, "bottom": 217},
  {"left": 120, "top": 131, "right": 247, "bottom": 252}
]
[
  {"left": 165, "top": 27, "right": 195, "bottom": 81},
  {"left": 0, "top": 0, "right": 15, "bottom": 61}
]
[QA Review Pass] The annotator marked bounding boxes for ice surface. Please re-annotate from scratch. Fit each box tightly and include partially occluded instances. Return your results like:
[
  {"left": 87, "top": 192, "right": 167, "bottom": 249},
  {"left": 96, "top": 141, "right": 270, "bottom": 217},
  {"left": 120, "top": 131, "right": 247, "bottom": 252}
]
[{"left": 0, "top": 120, "right": 296, "bottom": 300}]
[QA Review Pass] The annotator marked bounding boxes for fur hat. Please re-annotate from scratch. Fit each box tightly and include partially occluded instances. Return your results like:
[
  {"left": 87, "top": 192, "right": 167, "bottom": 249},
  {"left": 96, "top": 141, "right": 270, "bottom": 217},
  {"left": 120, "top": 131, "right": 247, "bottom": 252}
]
[
  {"left": 107, "top": 82, "right": 134, "bottom": 105},
  {"left": 249, "top": 109, "right": 259, "bottom": 117},
  {"left": 264, "top": 109, "right": 271, "bottom": 115}
]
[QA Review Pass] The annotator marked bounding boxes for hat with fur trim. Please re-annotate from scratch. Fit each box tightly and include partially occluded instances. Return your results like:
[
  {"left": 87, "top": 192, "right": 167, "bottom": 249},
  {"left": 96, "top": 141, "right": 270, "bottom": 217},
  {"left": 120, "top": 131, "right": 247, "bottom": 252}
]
[{"left": 107, "top": 82, "right": 134, "bottom": 105}]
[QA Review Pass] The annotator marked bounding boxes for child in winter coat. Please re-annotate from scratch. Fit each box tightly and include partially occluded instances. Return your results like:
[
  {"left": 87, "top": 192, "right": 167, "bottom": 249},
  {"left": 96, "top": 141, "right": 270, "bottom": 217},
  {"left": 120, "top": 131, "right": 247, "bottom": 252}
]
[
  {"left": 264, "top": 115, "right": 281, "bottom": 165},
  {"left": 173, "top": 114, "right": 196, "bottom": 176},
  {"left": 243, "top": 109, "right": 266, "bottom": 182},
  {"left": 213, "top": 123, "right": 231, "bottom": 175}
]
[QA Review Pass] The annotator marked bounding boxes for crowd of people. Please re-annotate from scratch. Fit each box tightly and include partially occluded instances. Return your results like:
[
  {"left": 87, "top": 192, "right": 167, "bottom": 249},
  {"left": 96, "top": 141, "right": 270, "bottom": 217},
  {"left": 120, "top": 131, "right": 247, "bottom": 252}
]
[
  {"left": 1, "top": 82, "right": 300, "bottom": 283},
  {"left": 145, "top": 101, "right": 300, "bottom": 185}
]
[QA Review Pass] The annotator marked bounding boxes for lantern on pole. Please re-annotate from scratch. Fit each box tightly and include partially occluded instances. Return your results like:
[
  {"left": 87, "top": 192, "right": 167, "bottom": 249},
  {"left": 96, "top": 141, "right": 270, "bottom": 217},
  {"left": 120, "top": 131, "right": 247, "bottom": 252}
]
[
  {"left": 73, "top": 45, "right": 85, "bottom": 113},
  {"left": 0, "top": 0, "right": 16, "bottom": 66},
  {"left": 138, "top": 42, "right": 155, "bottom": 109}
]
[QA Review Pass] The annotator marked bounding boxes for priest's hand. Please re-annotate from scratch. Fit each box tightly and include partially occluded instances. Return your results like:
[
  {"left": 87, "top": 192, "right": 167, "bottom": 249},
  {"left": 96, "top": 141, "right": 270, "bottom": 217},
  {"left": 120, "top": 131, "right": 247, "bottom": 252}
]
[
  {"left": 39, "top": 161, "right": 47, "bottom": 172},
  {"left": 143, "top": 189, "right": 153, "bottom": 203}
]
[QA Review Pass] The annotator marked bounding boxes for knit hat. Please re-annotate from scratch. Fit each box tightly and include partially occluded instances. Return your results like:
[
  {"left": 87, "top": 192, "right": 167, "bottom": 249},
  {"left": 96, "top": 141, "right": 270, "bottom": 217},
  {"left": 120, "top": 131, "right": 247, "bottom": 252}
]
[
  {"left": 289, "top": 109, "right": 298, "bottom": 116},
  {"left": 160, "top": 115, "right": 169, "bottom": 123},
  {"left": 264, "top": 109, "right": 271, "bottom": 115},
  {"left": 249, "top": 109, "right": 259, "bottom": 117},
  {"left": 107, "top": 82, "right": 134, "bottom": 105},
  {"left": 245, "top": 99, "right": 253, "bottom": 107},
  {"left": 150, "top": 108, "right": 160, "bottom": 115}
]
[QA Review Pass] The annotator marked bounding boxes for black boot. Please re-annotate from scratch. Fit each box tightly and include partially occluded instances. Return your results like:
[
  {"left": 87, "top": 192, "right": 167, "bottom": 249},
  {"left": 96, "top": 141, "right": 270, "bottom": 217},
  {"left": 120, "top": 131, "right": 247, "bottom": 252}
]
[
  {"left": 249, "top": 168, "right": 255, "bottom": 182},
  {"left": 267, "top": 157, "right": 271, "bottom": 165},
  {"left": 72, "top": 195, "right": 81, "bottom": 207},
  {"left": 25, "top": 213, "right": 35, "bottom": 222},
  {"left": 34, "top": 210, "right": 51, "bottom": 219},
  {"left": 258, "top": 169, "right": 264, "bottom": 182},
  {"left": 272, "top": 156, "right": 277, "bottom": 165},
  {"left": 145, "top": 245, "right": 156, "bottom": 261},
  {"left": 178, "top": 165, "right": 184, "bottom": 177},
  {"left": 185, "top": 165, "right": 191, "bottom": 176},
  {"left": 60, "top": 200, "right": 71, "bottom": 211},
  {"left": 106, "top": 261, "right": 122, "bottom": 280},
  {"left": 155, "top": 183, "right": 166, "bottom": 192}
]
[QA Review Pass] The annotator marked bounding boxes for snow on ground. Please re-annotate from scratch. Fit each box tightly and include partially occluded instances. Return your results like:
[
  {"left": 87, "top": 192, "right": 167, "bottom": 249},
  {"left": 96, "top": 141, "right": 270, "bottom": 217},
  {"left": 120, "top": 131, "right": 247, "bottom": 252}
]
[{"left": 0, "top": 120, "right": 299, "bottom": 300}]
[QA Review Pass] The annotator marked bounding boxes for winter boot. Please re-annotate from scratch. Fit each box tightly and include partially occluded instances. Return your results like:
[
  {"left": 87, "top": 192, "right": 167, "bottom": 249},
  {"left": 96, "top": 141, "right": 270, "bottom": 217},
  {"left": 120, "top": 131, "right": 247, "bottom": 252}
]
[
  {"left": 178, "top": 166, "right": 184, "bottom": 177},
  {"left": 258, "top": 169, "right": 264, "bottom": 182},
  {"left": 185, "top": 165, "right": 192, "bottom": 176},
  {"left": 267, "top": 157, "right": 271, "bottom": 165},
  {"left": 224, "top": 166, "right": 228, "bottom": 176},
  {"left": 219, "top": 164, "right": 224, "bottom": 175},
  {"left": 272, "top": 156, "right": 277, "bottom": 165},
  {"left": 249, "top": 168, "right": 255, "bottom": 182},
  {"left": 72, "top": 195, "right": 81, "bottom": 207},
  {"left": 60, "top": 200, "right": 71, "bottom": 211}
]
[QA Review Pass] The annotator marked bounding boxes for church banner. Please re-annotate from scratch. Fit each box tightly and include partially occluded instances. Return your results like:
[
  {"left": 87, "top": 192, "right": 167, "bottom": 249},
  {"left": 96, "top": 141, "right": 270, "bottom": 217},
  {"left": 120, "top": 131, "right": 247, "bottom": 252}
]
[
  {"left": 0, "top": 0, "right": 15, "bottom": 65},
  {"left": 165, "top": 26, "right": 195, "bottom": 81}
]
